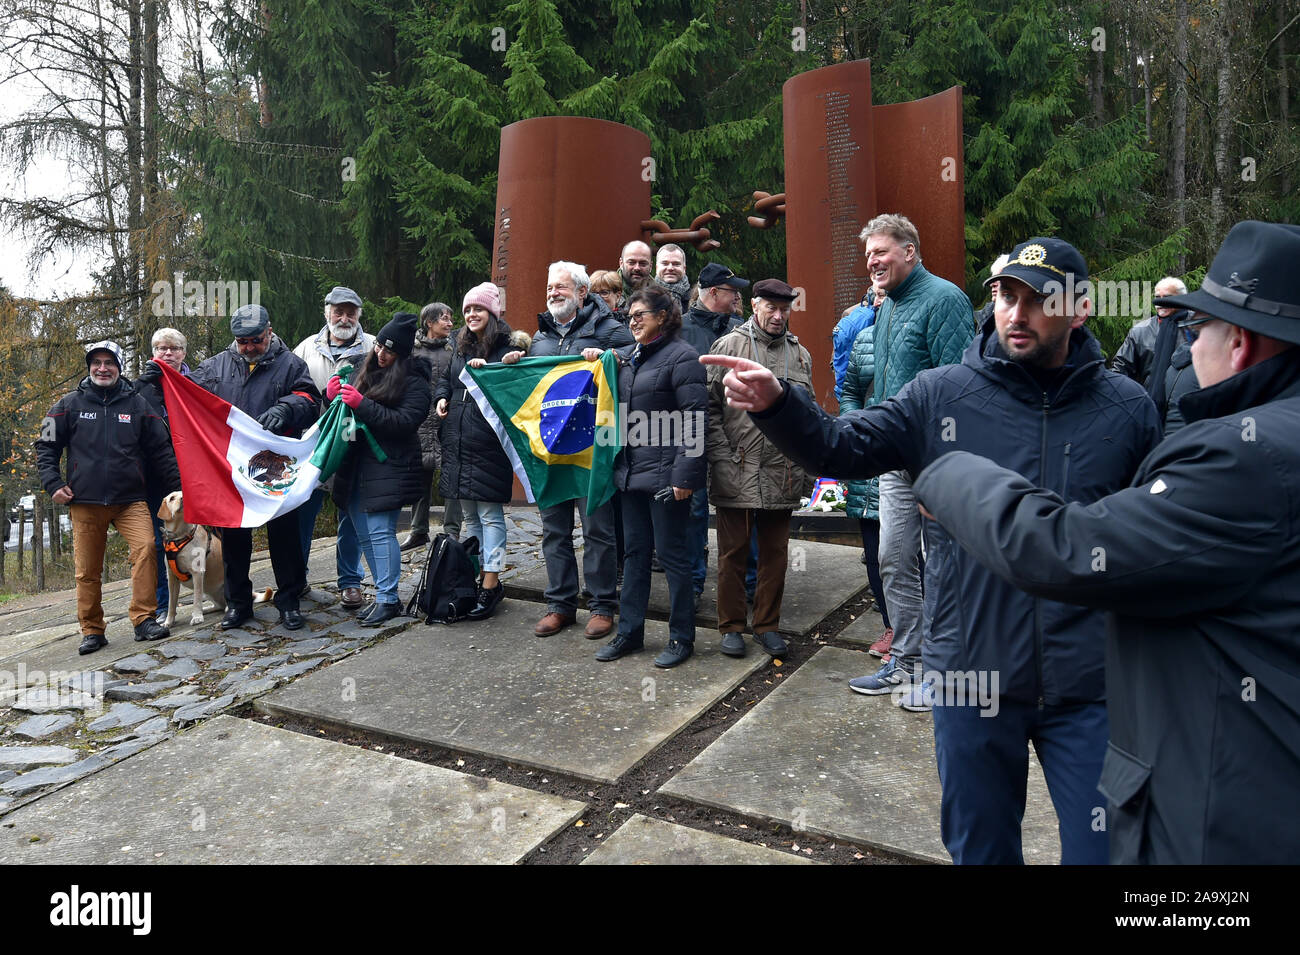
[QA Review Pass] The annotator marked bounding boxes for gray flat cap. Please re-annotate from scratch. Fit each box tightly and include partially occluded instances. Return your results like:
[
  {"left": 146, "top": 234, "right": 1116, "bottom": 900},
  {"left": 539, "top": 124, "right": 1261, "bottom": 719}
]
[
  {"left": 324, "top": 286, "right": 363, "bottom": 308},
  {"left": 230, "top": 304, "right": 270, "bottom": 337}
]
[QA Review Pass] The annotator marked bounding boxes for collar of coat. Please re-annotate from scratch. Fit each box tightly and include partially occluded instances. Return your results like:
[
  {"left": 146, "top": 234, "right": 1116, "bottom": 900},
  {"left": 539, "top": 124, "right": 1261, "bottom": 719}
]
[
  {"left": 886, "top": 262, "right": 930, "bottom": 303},
  {"left": 415, "top": 331, "right": 452, "bottom": 350},
  {"left": 226, "top": 333, "right": 288, "bottom": 367},
  {"left": 536, "top": 294, "right": 609, "bottom": 337},
  {"left": 313, "top": 326, "right": 370, "bottom": 357},
  {"left": 687, "top": 304, "right": 737, "bottom": 336},
  {"left": 743, "top": 317, "right": 799, "bottom": 347},
  {"left": 972, "top": 316, "right": 1106, "bottom": 404},
  {"left": 1181, "top": 349, "right": 1300, "bottom": 423}
]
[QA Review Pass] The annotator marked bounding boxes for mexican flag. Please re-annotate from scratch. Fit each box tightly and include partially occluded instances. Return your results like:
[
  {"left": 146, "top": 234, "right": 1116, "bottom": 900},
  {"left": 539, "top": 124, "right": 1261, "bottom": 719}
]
[
  {"left": 158, "top": 361, "right": 329, "bottom": 527},
  {"left": 462, "top": 353, "right": 622, "bottom": 511}
]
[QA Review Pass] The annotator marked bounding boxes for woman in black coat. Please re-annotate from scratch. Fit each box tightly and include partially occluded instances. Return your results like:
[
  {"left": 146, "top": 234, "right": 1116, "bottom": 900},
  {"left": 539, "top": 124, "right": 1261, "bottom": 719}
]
[
  {"left": 582, "top": 286, "right": 707, "bottom": 668},
  {"left": 434, "top": 282, "right": 526, "bottom": 620},
  {"left": 327, "top": 312, "right": 431, "bottom": 626}
]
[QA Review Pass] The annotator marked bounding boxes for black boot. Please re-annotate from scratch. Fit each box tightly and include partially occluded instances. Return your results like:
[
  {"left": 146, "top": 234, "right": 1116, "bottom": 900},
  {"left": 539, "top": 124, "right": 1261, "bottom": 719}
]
[{"left": 466, "top": 583, "right": 504, "bottom": 621}]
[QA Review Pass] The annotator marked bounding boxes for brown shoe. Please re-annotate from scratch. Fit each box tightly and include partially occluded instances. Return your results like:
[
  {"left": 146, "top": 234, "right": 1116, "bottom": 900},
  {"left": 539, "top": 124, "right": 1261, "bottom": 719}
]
[
  {"left": 341, "top": 587, "right": 364, "bottom": 610},
  {"left": 584, "top": 613, "right": 614, "bottom": 639},
  {"left": 534, "top": 612, "right": 576, "bottom": 637}
]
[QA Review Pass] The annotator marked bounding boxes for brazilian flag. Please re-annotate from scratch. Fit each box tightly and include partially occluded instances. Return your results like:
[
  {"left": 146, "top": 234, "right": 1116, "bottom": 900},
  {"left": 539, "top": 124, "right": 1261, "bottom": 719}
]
[{"left": 462, "top": 353, "right": 622, "bottom": 511}]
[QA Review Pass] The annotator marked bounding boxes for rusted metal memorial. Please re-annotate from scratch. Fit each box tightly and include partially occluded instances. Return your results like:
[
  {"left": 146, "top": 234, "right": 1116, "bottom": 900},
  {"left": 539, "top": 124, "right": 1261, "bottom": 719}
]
[{"left": 489, "top": 60, "right": 964, "bottom": 408}]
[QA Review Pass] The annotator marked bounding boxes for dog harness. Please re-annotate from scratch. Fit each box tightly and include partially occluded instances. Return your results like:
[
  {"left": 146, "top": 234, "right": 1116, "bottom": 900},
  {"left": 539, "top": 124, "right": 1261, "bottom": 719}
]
[{"left": 163, "top": 532, "right": 195, "bottom": 583}]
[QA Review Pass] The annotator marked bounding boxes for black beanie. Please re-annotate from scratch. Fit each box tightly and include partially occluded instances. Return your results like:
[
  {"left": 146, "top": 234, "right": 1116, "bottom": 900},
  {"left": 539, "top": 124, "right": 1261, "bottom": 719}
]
[{"left": 377, "top": 312, "right": 418, "bottom": 358}]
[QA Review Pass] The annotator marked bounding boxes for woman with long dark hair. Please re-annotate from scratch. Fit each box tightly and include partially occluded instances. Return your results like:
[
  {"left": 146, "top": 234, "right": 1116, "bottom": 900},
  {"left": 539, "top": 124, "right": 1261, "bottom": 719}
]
[
  {"left": 582, "top": 285, "right": 707, "bottom": 668},
  {"left": 434, "top": 282, "right": 527, "bottom": 621},
  {"left": 326, "top": 312, "right": 431, "bottom": 626}
]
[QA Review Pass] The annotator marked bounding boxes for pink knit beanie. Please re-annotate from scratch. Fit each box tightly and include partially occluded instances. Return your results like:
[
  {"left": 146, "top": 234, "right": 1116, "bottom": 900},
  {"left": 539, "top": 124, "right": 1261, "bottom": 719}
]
[{"left": 462, "top": 282, "right": 501, "bottom": 319}]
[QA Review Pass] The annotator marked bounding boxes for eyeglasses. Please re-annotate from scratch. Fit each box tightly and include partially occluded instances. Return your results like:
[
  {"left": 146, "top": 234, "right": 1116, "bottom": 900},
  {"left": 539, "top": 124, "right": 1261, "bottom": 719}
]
[
  {"left": 236, "top": 332, "right": 269, "bottom": 345},
  {"left": 153, "top": 344, "right": 184, "bottom": 352},
  {"left": 1178, "top": 313, "right": 1215, "bottom": 329},
  {"left": 627, "top": 309, "right": 662, "bottom": 321}
]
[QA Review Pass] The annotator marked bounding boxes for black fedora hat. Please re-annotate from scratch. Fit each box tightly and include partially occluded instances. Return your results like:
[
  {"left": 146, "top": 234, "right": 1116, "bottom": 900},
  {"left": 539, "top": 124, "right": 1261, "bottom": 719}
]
[{"left": 1156, "top": 220, "right": 1300, "bottom": 346}]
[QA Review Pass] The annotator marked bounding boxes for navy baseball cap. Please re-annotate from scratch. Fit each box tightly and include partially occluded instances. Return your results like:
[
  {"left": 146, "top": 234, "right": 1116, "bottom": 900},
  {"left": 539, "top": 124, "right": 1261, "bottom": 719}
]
[{"left": 986, "top": 238, "right": 1089, "bottom": 294}]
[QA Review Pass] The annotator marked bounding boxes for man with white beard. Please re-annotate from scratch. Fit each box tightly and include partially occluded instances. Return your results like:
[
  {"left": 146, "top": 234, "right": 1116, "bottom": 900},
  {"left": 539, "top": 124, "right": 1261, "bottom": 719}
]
[
  {"left": 527, "top": 261, "right": 635, "bottom": 638},
  {"left": 294, "top": 286, "right": 375, "bottom": 610}
]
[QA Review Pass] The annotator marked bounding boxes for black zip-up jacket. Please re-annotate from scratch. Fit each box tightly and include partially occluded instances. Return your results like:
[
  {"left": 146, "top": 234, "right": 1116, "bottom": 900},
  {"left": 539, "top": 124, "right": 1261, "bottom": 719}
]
[
  {"left": 434, "top": 337, "right": 519, "bottom": 504},
  {"left": 331, "top": 356, "right": 432, "bottom": 512},
  {"left": 36, "top": 377, "right": 180, "bottom": 506},
  {"left": 681, "top": 303, "right": 741, "bottom": 358},
  {"left": 189, "top": 335, "right": 321, "bottom": 435},
  {"left": 612, "top": 332, "right": 707, "bottom": 494},
  {"left": 532, "top": 294, "right": 634, "bottom": 357},
  {"left": 913, "top": 350, "right": 1300, "bottom": 864},
  {"left": 750, "top": 319, "right": 1161, "bottom": 704}
]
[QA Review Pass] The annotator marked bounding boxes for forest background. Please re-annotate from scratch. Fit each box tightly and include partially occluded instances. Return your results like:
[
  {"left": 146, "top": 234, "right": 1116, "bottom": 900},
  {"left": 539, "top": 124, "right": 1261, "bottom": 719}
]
[{"left": 0, "top": 0, "right": 1294, "bottom": 590}]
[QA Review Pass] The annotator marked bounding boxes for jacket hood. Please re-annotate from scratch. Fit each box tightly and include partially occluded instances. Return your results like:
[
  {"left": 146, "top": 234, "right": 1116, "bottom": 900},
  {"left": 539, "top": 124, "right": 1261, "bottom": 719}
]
[
  {"left": 968, "top": 314, "right": 1106, "bottom": 404},
  {"left": 415, "top": 331, "right": 453, "bottom": 350},
  {"left": 687, "top": 303, "right": 738, "bottom": 337}
]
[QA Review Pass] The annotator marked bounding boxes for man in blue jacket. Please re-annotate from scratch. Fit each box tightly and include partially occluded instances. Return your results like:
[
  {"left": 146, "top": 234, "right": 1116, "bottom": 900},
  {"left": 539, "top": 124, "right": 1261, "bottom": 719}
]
[
  {"left": 189, "top": 305, "right": 322, "bottom": 632},
  {"left": 702, "top": 238, "right": 1161, "bottom": 864}
]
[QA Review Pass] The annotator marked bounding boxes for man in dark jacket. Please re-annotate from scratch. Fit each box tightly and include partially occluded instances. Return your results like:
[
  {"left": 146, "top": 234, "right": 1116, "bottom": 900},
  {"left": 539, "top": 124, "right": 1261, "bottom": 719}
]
[
  {"left": 530, "top": 261, "right": 634, "bottom": 639},
  {"left": 682, "top": 262, "right": 748, "bottom": 602},
  {"left": 37, "top": 341, "right": 180, "bottom": 653},
  {"left": 1112, "top": 276, "right": 1200, "bottom": 432},
  {"left": 189, "top": 305, "right": 322, "bottom": 631},
  {"left": 402, "top": 302, "right": 460, "bottom": 551},
  {"left": 911, "top": 221, "right": 1300, "bottom": 864},
  {"left": 702, "top": 238, "right": 1161, "bottom": 864}
]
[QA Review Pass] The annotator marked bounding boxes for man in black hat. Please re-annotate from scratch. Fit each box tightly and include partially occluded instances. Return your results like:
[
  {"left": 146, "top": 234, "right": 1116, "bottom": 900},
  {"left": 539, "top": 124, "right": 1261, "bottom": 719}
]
[
  {"left": 702, "top": 239, "right": 1161, "bottom": 864},
  {"left": 190, "top": 304, "right": 322, "bottom": 631},
  {"left": 908, "top": 220, "right": 1300, "bottom": 864},
  {"left": 682, "top": 262, "right": 749, "bottom": 602},
  {"left": 37, "top": 341, "right": 180, "bottom": 653},
  {"left": 704, "top": 278, "right": 816, "bottom": 661}
]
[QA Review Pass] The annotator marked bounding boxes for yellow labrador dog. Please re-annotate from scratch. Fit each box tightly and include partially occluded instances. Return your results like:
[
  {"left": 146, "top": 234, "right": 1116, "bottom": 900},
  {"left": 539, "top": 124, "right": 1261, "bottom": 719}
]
[{"left": 156, "top": 490, "right": 230, "bottom": 627}]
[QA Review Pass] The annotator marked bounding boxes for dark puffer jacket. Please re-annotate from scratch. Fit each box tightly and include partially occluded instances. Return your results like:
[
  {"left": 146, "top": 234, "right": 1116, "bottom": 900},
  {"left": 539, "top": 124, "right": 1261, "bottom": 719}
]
[
  {"left": 681, "top": 303, "right": 741, "bottom": 359},
  {"left": 331, "top": 355, "right": 433, "bottom": 513},
  {"left": 36, "top": 377, "right": 180, "bottom": 506},
  {"left": 839, "top": 324, "right": 880, "bottom": 521},
  {"left": 612, "top": 333, "right": 707, "bottom": 494},
  {"left": 435, "top": 335, "right": 521, "bottom": 504},
  {"left": 413, "top": 333, "right": 454, "bottom": 470},
  {"left": 189, "top": 335, "right": 321, "bottom": 435},
  {"left": 532, "top": 294, "right": 634, "bottom": 357},
  {"left": 751, "top": 319, "right": 1161, "bottom": 705}
]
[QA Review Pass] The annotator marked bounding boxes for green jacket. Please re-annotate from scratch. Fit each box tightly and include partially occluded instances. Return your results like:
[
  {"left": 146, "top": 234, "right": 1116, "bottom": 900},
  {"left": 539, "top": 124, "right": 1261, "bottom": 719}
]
[
  {"left": 872, "top": 262, "right": 975, "bottom": 404},
  {"left": 839, "top": 324, "right": 879, "bottom": 521}
]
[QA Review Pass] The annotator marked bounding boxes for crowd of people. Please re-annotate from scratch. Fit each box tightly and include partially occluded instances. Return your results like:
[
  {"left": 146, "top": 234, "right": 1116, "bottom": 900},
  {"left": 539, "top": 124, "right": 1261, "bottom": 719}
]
[{"left": 33, "top": 211, "right": 1300, "bottom": 865}]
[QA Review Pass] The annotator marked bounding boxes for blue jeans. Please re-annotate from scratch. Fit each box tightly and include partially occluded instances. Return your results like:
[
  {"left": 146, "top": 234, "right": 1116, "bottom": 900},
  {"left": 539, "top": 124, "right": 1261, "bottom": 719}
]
[
  {"left": 299, "top": 486, "right": 364, "bottom": 589},
  {"left": 146, "top": 488, "right": 168, "bottom": 613},
  {"left": 931, "top": 698, "right": 1109, "bottom": 865},
  {"left": 461, "top": 500, "right": 506, "bottom": 573},
  {"left": 347, "top": 485, "right": 401, "bottom": 605},
  {"left": 619, "top": 491, "right": 694, "bottom": 645}
]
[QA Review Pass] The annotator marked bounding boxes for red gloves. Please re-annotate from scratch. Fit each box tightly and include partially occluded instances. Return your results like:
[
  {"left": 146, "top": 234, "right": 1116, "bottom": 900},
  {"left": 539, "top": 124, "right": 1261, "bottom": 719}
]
[
  {"left": 326, "top": 376, "right": 342, "bottom": 401},
  {"left": 340, "top": 383, "right": 363, "bottom": 409}
]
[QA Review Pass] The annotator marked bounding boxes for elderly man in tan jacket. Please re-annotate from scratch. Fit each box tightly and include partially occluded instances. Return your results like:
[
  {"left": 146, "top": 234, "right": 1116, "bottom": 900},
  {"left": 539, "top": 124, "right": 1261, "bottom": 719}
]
[{"left": 704, "top": 278, "right": 813, "bottom": 659}]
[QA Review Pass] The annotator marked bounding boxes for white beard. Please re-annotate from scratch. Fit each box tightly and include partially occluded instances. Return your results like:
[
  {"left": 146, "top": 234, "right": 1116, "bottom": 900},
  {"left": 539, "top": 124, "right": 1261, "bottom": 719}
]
[
  {"left": 548, "top": 298, "right": 578, "bottom": 323},
  {"left": 328, "top": 319, "right": 359, "bottom": 342}
]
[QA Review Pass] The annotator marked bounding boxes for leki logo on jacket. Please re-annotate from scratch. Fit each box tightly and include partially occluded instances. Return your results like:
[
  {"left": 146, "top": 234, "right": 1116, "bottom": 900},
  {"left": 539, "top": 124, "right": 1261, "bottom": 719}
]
[
  {"left": 80, "top": 411, "right": 96, "bottom": 419},
  {"left": 118, "top": 413, "right": 131, "bottom": 423}
]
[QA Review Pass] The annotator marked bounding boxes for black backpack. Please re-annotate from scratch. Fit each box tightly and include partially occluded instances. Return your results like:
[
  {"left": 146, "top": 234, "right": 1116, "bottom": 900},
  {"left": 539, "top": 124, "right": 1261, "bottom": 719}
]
[{"left": 405, "top": 533, "right": 482, "bottom": 624}]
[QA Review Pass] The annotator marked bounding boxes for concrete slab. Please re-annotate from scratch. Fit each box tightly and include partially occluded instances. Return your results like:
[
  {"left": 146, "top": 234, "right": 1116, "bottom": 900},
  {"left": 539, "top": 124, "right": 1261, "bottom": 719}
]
[
  {"left": 660, "top": 647, "right": 1061, "bottom": 864},
  {"left": 503, "top": 530, "right": 867, "bottom": 637},
  {"left": 0, "top": 716, "right": 584, "bottom": 863},
  {"left": 259, "top": 598, "right": 764, "bottom": 784},
  {"left": 582, "top": 813, "right": 814, "bottom": 865},
  {"left": 837, "top": 607, "right": 888, "bottom": 649}
]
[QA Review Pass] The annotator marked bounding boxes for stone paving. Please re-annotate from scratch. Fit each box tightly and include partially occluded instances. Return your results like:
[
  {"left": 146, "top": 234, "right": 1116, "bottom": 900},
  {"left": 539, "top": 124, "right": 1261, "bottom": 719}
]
[
  {"left": 258, "top": 598, "right": 765, "bottom": 783},
  {"left": 660, "top": 646, "right": 1061, "bottom": 864},
  {"left": 0, "top": 716, "right": 585, "bottom": 864},
  {"left": 0, "top": 510, "right": 1062, "bottom": 864}
]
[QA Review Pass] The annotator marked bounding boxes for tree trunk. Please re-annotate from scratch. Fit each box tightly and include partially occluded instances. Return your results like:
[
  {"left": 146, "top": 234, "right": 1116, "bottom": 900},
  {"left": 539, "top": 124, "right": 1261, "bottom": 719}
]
[
  {"left": 0, "top": 496, "right": 6, "bottom": 587},
  {"left": 1172, "top": 0, "right": 1188, "bottom": 271},
  {"left": 142, "top": 0, "right": 160, "bottom": 359},
  {"left": 33, "top": 496, "right": 45, "bottom": 591},
  {"left": 1210, "top": 1, "right": 1232, "bottom": 246},
  {"left": 1282, "top": 0, "right": 1292, "bottom": 195},
  {"left": 16, "top": 507, "right": 25, "bottom": 577}
]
